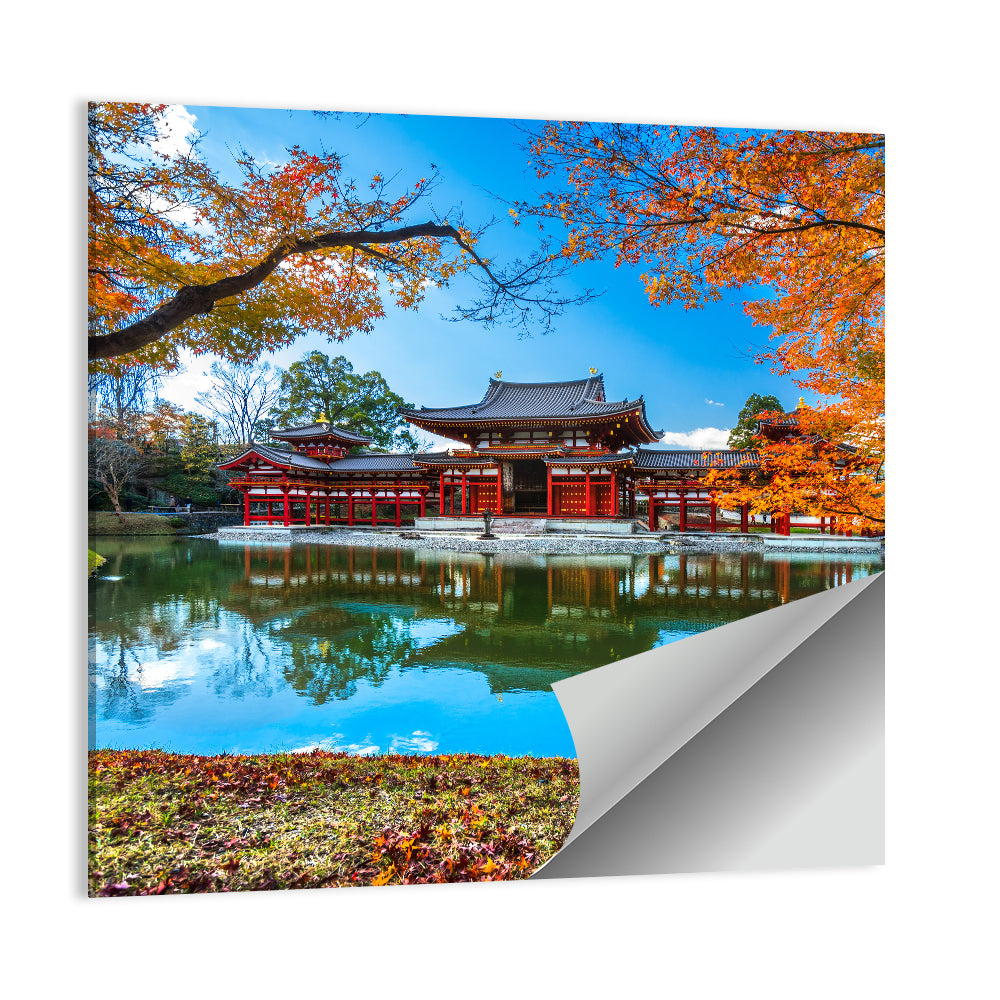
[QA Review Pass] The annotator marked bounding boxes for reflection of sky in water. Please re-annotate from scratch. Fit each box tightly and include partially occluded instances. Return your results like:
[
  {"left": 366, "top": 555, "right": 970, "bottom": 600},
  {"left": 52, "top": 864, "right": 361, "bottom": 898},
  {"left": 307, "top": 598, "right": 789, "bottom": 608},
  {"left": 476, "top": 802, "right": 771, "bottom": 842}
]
[
  {"left": 90, "top": 610, "right": 572, "bottom": 756},
  {"left": 89, "top": 540, "right": 882, "bottom": 757}
]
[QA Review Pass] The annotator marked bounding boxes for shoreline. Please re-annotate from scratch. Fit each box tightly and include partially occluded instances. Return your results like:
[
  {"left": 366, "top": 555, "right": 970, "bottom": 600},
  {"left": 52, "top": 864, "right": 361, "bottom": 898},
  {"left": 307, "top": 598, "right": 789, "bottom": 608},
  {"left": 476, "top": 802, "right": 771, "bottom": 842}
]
[{"left": 201, "top": 525, "right": 886, "bottom": 556}]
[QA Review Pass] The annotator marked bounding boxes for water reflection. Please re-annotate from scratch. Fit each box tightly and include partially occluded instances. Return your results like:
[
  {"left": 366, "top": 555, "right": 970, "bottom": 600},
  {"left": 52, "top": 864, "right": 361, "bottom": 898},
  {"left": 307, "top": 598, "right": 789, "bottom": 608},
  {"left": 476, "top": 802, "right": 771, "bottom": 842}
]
[{"left": 88, "top": 539, "right": 882, "bottom": 756}]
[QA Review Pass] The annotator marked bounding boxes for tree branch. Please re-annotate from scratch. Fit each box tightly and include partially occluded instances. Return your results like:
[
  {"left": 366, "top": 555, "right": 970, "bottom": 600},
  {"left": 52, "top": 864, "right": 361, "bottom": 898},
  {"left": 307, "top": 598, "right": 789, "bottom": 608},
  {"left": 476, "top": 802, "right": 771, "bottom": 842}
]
[{"left": 87, "top": 222, "right": 461, "bottom": 361}]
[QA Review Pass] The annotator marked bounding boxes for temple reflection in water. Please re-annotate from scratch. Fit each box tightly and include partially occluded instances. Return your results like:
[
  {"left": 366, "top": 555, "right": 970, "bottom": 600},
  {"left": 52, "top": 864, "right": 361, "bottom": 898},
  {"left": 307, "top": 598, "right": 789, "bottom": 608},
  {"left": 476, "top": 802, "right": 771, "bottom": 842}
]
[
  {"left": 89, "top": 538, "right": 881, "bottom": 755},
  {"left": 223, "top": 544, "right": 869, "bottom": 691}
]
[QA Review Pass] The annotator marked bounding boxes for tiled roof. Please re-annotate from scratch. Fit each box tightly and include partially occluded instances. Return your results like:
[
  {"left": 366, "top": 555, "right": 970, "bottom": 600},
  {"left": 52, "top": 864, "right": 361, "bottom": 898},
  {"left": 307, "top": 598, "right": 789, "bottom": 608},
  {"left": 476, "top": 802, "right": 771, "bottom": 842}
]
[
  {"left": 328, "top": 453, "right": 421, "bottom": 472},
  {"left": 270, "top": 422, "right": 374, "bottom": 445},
  {"left": 411, "top": 452, "right": 494, "bottom": 468},
  {"left": 475, "top": 444, "right": 565, "bottom": 457},
  {"left": 631, "top": 447, "right": 759, "bottom": 470},
  {"left": 545, "top": 451, "right": 636, "bottom": 468},
  {"left": 400, "top": 375, "right": 649, "bottom": 423},
  {"left": 219, "top": 443, "right": 335, "bottom": 472}
]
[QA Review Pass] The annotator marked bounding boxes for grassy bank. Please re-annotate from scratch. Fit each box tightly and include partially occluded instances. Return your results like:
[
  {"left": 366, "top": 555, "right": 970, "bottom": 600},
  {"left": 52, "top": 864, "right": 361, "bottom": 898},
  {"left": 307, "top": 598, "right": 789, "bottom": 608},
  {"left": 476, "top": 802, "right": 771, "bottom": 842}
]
[
  {"left": 88, "top": 550, "right": 106, "bottom": 575},
  {"left": 89, "top": 750, "right": 579, "bottom": 895},
  {"left": 89, "top": 511, "right": 184, "bottom": 536}
]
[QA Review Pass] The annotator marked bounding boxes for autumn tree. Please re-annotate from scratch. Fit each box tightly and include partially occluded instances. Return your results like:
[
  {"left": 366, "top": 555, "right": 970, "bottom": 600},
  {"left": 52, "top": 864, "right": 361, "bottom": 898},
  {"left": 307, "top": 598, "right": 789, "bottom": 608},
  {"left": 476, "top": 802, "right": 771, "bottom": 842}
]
[
  {"left": 195, "top": 360, "right": 282, "bottom": 446},
  {"left": 272, "top": 351, "right": 420, "bottom": 452},
  {"left": 727, "top": 393, "right": 784, "bottom": 450},
  {"left": 521, "top": 123, "right": 884, "bottom": 528},
  {"left": 88, "top": 103, "right": 586, "bottom": 372}
]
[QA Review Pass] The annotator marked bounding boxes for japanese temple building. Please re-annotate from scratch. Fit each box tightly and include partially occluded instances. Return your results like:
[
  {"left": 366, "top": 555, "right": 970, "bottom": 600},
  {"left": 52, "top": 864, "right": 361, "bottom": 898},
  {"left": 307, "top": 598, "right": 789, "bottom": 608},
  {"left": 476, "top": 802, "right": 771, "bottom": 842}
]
[{"left": 219, "top": 373, "right": 802, "bottom": 533}]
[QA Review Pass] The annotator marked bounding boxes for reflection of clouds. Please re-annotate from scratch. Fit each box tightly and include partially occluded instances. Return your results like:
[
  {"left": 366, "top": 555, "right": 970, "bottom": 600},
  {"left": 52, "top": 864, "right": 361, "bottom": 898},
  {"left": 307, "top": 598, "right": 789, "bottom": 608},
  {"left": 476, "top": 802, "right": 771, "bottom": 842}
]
[
  {"left": 293, "top": 735, "right": 381, "bottom": 755},
  {"left": 134, "top": 658, "right": 198, "bottom": 689},
  {"left": 292, "top": 731, "right": 440, "bottom": 755},
  {"left": 407, "top": 618, "right": 461, "bottom": 650},
  {"left": 389, "top": 731, "right": 439, "bottom": 754}
]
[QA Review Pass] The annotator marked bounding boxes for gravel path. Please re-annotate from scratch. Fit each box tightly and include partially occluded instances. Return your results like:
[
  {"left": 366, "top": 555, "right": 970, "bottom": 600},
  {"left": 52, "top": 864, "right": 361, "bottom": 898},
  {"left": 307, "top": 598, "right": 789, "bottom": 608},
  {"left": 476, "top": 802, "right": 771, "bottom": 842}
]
[{"left": 203, "top": 527, "right": 884, "bottom": 556}]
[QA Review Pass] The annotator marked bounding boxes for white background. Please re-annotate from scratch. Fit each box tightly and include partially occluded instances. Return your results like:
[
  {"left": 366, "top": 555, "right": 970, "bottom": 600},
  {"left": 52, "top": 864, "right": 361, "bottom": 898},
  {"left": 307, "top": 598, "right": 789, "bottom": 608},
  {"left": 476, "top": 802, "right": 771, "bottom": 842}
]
[{"left": 2, "top": 2, "right": 996, "bottom": 996}]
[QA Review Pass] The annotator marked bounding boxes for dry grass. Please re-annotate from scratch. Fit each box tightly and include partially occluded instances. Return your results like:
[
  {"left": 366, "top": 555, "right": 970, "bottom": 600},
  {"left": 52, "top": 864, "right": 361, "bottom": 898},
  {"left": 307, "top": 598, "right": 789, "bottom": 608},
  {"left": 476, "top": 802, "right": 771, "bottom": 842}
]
[
  {"left": 88, "top": 511, "right": 183, "bottom": 536},
  {"left": 89, "top": 749, "right": 579, "bottom": 894}
]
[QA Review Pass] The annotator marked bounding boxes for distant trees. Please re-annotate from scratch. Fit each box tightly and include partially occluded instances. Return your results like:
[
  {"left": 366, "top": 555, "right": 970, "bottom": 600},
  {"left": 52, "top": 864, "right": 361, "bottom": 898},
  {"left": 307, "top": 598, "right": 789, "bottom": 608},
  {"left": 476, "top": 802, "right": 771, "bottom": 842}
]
[
  {"left": 86, "top": 344, "right": 431, "bottom": 514},
  {"left": 88, "top": 364, "right": 162, "bottom": 441},
  {"left": 88, "top": 437, "right": 143, "bottom": 521},
  {"left": 195, "top": 361, "right": 282, "bottom": 446},
  {"left": 727, "top": 393, "right": 784, "bottom": 450}
]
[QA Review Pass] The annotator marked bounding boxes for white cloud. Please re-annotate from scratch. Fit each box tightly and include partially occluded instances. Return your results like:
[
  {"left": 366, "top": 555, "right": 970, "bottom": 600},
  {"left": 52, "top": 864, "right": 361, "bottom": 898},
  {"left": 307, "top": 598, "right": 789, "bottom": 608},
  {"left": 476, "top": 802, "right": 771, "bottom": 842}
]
[
  {"left": 389, "top": 731, "right": 439, "bottom": 753},
  {"left": 705, "top": 398, "right": 725, "bottom": 406},
  {"left": 659, "top": 427, "right": 731, "bottom": 450},
  {"left": 156, "top": 350, "right": 215, "bottom": 413},
  {"left": 150, "top": 105, "right": 198, "bottom": 158}
]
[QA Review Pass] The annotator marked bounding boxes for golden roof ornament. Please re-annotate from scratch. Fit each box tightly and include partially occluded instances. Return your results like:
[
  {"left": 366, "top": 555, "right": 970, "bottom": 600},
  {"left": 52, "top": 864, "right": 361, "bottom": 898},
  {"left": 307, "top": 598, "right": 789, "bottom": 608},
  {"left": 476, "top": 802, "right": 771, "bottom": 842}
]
[
  {"left": 494, "top": 370, "right": 502, "bottom": 379},
  {"left": 797, "top": 397, "right": 806, "bottom": 409},
  {"left": 589, "top": 367, "right": 598, "bottom": 375}
]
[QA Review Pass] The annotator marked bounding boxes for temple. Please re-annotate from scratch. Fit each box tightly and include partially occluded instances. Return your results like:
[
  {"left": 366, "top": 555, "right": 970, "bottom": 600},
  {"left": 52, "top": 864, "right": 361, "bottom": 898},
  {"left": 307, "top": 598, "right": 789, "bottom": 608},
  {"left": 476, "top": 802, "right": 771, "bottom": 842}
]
[{"left": 219, "top": 374, "right": 837, "bottom": 534}]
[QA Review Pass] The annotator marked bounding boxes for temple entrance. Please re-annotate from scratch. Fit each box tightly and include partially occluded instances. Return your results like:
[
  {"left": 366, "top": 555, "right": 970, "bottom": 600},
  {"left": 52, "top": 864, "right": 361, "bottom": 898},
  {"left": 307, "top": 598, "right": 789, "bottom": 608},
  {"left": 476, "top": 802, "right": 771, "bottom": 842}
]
[{"left": 512, "top": 459, "right": 548, "bottom": 514}]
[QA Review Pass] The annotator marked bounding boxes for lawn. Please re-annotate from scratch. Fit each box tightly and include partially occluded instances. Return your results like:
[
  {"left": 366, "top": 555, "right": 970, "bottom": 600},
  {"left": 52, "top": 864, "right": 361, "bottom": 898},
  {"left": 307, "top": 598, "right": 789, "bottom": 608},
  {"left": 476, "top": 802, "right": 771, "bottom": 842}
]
[
  {"left": 89, "top": 750, "right": 579, "bottom": 894},
  {"left": 88, "top": 511, "right": 185, "bottom": 536}
]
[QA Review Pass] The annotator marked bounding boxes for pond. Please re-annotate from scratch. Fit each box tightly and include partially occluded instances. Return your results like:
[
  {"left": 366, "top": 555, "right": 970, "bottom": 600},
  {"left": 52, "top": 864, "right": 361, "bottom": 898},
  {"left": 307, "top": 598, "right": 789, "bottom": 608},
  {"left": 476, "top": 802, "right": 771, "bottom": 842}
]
[{"left": 88, "top": 538, "right": 883, "bottom": 758}]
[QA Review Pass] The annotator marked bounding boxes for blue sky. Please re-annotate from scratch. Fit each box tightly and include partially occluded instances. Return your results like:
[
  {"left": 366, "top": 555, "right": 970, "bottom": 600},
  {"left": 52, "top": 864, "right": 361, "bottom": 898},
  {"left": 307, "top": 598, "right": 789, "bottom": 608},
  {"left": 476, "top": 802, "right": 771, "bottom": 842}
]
[{"left": 159, "top": 104, "right": 802, "bottom": 449}]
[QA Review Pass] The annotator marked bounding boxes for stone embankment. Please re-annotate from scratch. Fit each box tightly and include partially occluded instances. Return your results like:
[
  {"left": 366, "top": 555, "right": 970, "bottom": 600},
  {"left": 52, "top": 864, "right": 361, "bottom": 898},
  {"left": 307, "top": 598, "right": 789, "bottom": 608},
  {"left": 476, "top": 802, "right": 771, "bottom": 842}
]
[
  {"left": 170, "top": 511, "right": 243, "bottom": 534},
  {"left": 206, "top": 525, "right": 884, "bottom": 556}
]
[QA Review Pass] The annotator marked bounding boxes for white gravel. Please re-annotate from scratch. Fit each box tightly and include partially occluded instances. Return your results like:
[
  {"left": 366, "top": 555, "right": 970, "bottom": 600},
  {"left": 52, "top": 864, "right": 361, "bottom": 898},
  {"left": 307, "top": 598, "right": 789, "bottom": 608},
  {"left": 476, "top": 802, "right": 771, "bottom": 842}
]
[{"left": 201, "top": 527, "right": 883, "bottom": 556}]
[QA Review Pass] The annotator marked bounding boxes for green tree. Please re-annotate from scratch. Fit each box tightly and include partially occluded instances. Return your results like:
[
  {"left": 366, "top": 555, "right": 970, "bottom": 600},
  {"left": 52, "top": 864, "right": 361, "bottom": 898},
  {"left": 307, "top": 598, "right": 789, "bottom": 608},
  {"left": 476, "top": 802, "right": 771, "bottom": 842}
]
[
  {"left": 179, "top": 413, "right": 219, "bottom": 477},
  {"left": 727, "top": 393, "right": 785, "bottom": 450},
  {"left": 273, "top": 352, "right": 419, "bottom": 452}
]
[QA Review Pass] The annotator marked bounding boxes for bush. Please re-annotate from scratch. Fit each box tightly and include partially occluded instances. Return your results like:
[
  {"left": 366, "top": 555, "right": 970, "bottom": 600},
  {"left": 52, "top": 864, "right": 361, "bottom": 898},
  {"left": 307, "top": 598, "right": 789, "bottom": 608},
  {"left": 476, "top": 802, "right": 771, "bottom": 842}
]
[{"left": 167, "top": 516, "right": 188, "bottom": 528}]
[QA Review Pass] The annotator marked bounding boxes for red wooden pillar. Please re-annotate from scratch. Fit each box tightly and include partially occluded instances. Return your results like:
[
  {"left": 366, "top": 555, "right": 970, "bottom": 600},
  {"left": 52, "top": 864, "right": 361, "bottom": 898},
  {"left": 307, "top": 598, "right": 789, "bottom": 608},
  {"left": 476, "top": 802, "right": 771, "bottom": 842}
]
[
  {"left": 585, "top": 472, "right": 592, "bottom": 516},
  {"left": 394, "top": 491, "right": 401, "bottom": 527},
  {"left": 325, "top": 496, "right": 330, "bottom": 525},
  {"left": 347, "top": 493, "right": 354, "bottom": 526},
  {"left": 461, "top": 472, "right": 468, "bottom": 515},
  {"left": 372, "top": 490, "right": 378, "bottom": 526},
  {"left": 710, "top": 498, "right": 717, "bottom": 533},
  {"left": 420, "top": 492, "right": 426, "bottom": 517},
  {"left": 741, "top": 502, "right": 748, "bottom": 533},
  {"left": 439, "top": 472, "right": 445, "bottom": 515},
  {"left": 305, "top": 491, "right": 312, "bottom": 526},
  {"left": 244, "top": 490, "right": 250, "bottom": 525},
  {"left": 648, "top": 494, "right": 656, "bottom": 532},
  {"left": 282, "top": 489, "right": 290, "bottom": 526},
  {"left": 679, "top": 492, "right": 687, "bottom": 533},
  {"left": 547, "top": 467, "right": 553, "bottom": 515},
  {"left": 450, "top": 476, "right": 455, "bottom": 515}
]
